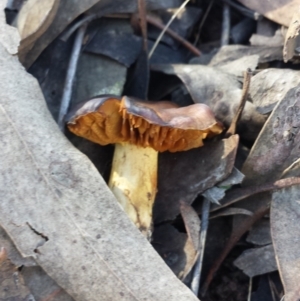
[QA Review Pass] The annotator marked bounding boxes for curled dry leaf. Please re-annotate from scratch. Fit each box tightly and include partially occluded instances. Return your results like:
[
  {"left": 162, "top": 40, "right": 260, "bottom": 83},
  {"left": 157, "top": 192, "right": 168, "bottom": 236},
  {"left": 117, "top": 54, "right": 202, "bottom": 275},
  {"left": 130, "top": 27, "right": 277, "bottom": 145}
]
[
  {"left": 234, "top": 244, "right": 277, "bottom": 277},
  {"left": 0, "top": 25, "right": 199, "bottom": 301},
  {"left": 154, "top": 135, "right": 238, "bottom": 223},
  {"left": 151, "top": 64, "right": 266, "bottom": 141},
  {"left": 250, "top": 68, "right": 300, "bottom": 114},
  {"left": 271, "top": 185, "right": 300, "bottom": 301},
  {"left": 17, "top": 0, "right": 60, "bottom": 55},
  {"left": 283, "top": 8, "right": 300, "bottom": 62}
]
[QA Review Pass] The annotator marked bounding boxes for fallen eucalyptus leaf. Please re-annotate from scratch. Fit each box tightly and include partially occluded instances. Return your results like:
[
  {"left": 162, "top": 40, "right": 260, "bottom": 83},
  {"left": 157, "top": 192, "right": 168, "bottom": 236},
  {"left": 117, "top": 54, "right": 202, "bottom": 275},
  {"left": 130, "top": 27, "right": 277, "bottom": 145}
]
[
  {"left": 250, "top": 68, "right": 300, "bottom": 114},
  {"left": 17, "top": 0, "right": 60, "bottom": 54},
  {"left": 210, "top": 207, "right": 253, "bottom": 219},
  {"left": 21, "top": 0, "right": 182, "bottom": 68},
  {"left": 209, "top": 45, "right": 283, "bottom": 66},
  {"left": 218, "top": 55, "right": 259, "bottom": 78},
  {"left": 0, "top": 0, "right": 19, "bottom": 54},
  {"left": 0, "top": 248, "right": 35, "bottom": 301},
  {"left": 246, "top": 219, "right": 271, "bottom": 246},
  {"left": 22, "top": 266, "right": 74, "bottom": 301},
  {"left": 234, "top": 244, "right": 277, "bottom": 277},
  {"left": 0, "top": 225, "right": 36, "bottom": 267},
  {"left": 152, "top": 64, "right": 266, "bottom": 140},
  {"left": 283, "top": 8, "right": 300, "bottom": 62},
  {"left": 154, "top": 135, "right": 238, "bottom": 223},
  {"left": 0, "top": 28, "right": 199, "bottom": 301},
  {"left": 180, "top": 202, "right": 201, "bottom": 252},
  {"left": 271, "top": 185, "right": 300, "bottom": 301},
  {"left": 237, "top": 0, "right": 300, "bottom": 27}
]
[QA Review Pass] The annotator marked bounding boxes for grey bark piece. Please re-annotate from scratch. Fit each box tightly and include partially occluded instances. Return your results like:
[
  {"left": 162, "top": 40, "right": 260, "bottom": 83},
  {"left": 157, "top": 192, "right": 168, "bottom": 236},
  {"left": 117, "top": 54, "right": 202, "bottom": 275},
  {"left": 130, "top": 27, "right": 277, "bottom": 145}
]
[
  {"left": 246, "top": 219, "right": 271, "bottom": 246},
  {"left": 0, "top": 41, "right": 198, "bottom": 301}
]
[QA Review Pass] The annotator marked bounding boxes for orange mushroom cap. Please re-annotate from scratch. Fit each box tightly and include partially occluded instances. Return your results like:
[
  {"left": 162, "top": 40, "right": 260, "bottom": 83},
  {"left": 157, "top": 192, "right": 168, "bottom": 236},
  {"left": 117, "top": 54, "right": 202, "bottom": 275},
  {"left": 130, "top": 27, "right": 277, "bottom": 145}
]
[{"left": 66, "top": 95, "right": 223, "bottom": 152}]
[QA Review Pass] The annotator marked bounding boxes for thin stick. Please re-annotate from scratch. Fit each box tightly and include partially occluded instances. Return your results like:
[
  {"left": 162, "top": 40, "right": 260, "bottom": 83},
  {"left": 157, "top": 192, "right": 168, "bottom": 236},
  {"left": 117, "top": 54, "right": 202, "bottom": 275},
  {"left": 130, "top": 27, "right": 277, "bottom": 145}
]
[
  {"left": 190, "top": 198, "right": 210, "bottom": 296},
  {"left": 221, "top": 2, "right": 231, "bottom": 46},
  {"left": 225, "top": 68, "right": 252, "bottom": 137},
  {"left": 146, "top": 15, "right": 201, "bottom": 57},
  {"left": 148, "top": 0, "right": 191, "bottom": 59},
  {"left": 194, "top": 0, "right": 215, "bottom": 46},
  {"left": 58, "top": 24, "right": 87, "bottom": 131},
  {"left": 247, "top": 277, "right": 252, "bottom": 301}
]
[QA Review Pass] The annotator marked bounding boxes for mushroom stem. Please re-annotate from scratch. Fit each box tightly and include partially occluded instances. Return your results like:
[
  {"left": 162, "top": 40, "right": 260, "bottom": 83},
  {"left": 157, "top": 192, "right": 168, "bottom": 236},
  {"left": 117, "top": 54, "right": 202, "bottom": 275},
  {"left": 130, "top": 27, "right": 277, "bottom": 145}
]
[{"left": 108, "top": 143, "right": 158, "bottom": 238}]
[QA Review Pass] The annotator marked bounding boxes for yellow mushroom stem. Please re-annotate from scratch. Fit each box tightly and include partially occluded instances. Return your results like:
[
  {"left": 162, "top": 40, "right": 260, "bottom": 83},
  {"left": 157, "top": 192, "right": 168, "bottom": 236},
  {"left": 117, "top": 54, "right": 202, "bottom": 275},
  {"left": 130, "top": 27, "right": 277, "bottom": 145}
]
[{"left": 108, "top": 143, "right": 158, "bottom": 239}]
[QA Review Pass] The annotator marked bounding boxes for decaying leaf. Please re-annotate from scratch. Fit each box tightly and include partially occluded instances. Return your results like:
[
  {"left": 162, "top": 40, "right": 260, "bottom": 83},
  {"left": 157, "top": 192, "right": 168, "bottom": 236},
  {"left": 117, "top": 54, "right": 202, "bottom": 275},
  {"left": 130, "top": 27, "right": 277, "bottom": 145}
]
[
  {"left": 152, "top": 64, "right": 266, "bottom": 140},
  {"left": 0, "top": 23, "right": 199, "bottom": 301},
  {"left": 0, "top": 248, "right": 34, "bottom": 301},
  {"left": 283, "top": 8, "right": 300, "bottom": 62},
  {"left": 237, "top": 0, "right": 300, "bottom": 27},
  {"left": 271, "top": 185, "right": 300, "bottom": 301},
  {"left": 234, "top": 244, "right": 277, "bottom": 277},
  {"left": 250, "top": 68, "right": 300, "bottom": 114},
  {"left": 154, "top": 135, "right": 238, "bottom": 223},
  {"left": 17, "top": 0, "right": 60, "bottom": 55}
]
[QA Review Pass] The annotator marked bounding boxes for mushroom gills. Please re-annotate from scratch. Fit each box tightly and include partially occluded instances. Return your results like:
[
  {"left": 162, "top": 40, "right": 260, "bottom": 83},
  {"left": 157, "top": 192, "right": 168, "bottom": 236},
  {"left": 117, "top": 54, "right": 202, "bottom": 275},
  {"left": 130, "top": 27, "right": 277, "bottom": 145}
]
[{"left": 108, "top": 143, "right": 158, "bottom": 239}]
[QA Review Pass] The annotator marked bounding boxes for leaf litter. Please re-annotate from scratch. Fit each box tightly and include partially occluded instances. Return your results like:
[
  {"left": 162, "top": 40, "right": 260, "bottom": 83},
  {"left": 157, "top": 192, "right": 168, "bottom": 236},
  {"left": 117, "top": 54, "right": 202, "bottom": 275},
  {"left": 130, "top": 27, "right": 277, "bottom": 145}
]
[{"left": 3, "top": 0, "right": 300, "bottom": 301}]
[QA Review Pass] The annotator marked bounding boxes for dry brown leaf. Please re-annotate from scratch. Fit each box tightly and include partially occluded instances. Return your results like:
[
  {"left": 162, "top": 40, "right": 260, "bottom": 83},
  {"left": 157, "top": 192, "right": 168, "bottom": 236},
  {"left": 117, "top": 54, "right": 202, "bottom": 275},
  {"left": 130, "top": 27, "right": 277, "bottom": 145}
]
[
  {"left": 271, "top": 185, "right": 300, "bottom": 301},
  {"left": 20, "top": 0, "right": 182, "bottom": 68},
  {"left": 0, "top": 248, "right": 34, "bottom": 301},
  {"left": 17, "top": 0, "right": 60, "bottom": 55},
  {"left": 237, "top": 0, "right": 300, "bottom": 27},
  {"left": 180, "top": 202, "right": 201, "bottom": 252},
  {"left": 283, "top": 8, "right": 300, "bottom": 62},
  {"left": 0, "top": 19, "right": 199, "bottom": 301}
]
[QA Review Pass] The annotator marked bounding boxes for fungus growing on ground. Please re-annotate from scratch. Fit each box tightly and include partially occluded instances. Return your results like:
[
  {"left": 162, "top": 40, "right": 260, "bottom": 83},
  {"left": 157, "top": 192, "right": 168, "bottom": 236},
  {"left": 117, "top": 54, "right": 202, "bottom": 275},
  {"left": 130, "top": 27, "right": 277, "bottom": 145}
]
[{"left": 66, "top": 95, "right": 223, "bottom": 238}]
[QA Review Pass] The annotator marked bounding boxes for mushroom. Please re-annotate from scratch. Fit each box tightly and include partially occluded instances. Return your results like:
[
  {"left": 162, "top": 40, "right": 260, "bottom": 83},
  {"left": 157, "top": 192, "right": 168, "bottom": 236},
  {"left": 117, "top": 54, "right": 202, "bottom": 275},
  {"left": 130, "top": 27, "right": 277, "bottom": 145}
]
[{"left": 66, "top": 95, "right": 223, "bottom": 238}]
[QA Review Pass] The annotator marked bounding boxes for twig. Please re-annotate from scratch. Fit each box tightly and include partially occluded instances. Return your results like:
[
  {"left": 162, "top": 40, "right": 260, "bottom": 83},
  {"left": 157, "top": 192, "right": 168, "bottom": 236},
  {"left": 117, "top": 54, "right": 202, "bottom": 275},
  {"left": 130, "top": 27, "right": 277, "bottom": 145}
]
[
  {"left": 58, "top": 24, "right": 87, "bottom": 131},
  {"left": 225, "top": 68, "right": 252, "bottom": 137},
  {"left": 268, "top": 275, "right": 277, "bottom": 301},
  {"left": 146, "top": 15, "right": 201, "bottom": 57},
  {"left": 190, "top": 198, "right": 210, "bottom": 296},
  {"left": 247, "top": 277, "right": 252, "bottom": 301},
  {"left": 194, "top": 0, "right": 215, "bottom": 46},
  {"left": 148, "top": 0, "right": 192, "bottom": 59},
  {"left": 138, "top": 0, "right": 148, "bottom": 51},
  {"left": 221, "top": 2, "right": 231, "bottom": 46}
]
